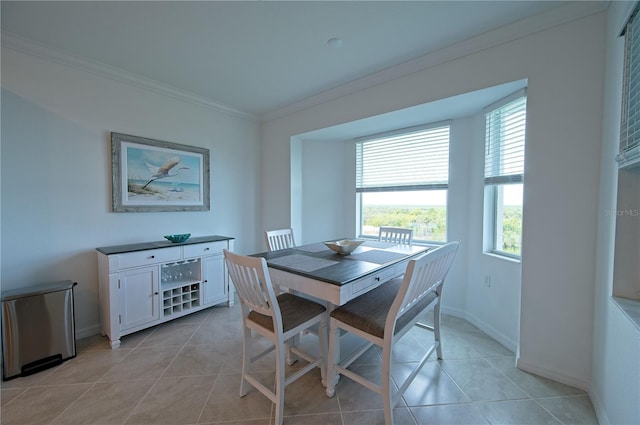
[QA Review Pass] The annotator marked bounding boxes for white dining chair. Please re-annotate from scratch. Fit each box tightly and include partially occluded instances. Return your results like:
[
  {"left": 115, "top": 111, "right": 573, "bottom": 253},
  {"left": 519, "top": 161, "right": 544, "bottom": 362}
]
[
  {"left": 265, "top": 228, "right": 296, "bottom": 251},
  {"left": 324, "top": 241, "right": 459, "bottom": 425},
  {"left": 223, "top": 249, "right": 327, "bottom": 425},
  {"left": 378, "top": 226, "right": 413, "bottom": 245}
]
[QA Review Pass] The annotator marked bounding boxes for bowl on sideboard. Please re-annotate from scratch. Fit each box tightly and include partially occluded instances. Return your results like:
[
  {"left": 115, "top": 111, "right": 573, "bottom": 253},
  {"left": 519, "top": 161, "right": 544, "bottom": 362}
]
[{"left": 164, "top": 233, "right": 191, "bottom": 243}]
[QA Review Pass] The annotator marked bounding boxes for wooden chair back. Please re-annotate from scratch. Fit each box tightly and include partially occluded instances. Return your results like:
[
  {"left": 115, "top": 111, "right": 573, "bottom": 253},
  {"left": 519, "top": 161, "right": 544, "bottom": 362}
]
[
  {"left": 265, "top": 228, "right": 296, "bottom": 251},
  {"left": 223, "top": 249, "right": 282, "bottom": 332},
  {"left": 385, "top": 241, "right": 459, "bottom": 338},
  {"left": 378, "top": 226, "right": 413, "bottom": 245}
]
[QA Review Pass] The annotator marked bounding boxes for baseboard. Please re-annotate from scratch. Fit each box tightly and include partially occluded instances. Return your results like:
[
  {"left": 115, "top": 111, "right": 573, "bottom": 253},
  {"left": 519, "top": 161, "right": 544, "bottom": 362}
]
[
  {"left": 440, "top": 305, "right": 466, "bottom": 319},
  {"left": 75, "top": 323, "right": 101, "bottom": 340},
  {"left": 588, "top": 385, "right": 611, "bottom": 425},
  {"left": 516, "top": 357, "right": 590, "bottom": 392},
  {"left": 442, "top": 306, "right": 518, "bottom": 353}
]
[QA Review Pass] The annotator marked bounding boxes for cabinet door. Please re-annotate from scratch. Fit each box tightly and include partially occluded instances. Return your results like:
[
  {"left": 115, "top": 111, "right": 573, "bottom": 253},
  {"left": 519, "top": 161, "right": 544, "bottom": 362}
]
[
  {"left": 119, "top": 266, "right": 160, "bottom": 330},
  {"left": 202, "top": 255, "right": 226, "bottom": 305}
]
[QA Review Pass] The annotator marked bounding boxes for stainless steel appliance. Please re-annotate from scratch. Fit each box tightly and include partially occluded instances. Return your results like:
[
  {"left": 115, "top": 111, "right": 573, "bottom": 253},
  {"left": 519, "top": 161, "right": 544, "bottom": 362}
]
[{"left": 1, "top": 280, "right": 77, "bottom": 380}]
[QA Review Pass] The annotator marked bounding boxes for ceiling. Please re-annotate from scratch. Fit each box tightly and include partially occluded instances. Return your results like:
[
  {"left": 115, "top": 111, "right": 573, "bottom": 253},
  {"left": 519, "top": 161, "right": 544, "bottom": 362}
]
[{"left": 2, "top": 1, "right": 583, "bottom": 119}]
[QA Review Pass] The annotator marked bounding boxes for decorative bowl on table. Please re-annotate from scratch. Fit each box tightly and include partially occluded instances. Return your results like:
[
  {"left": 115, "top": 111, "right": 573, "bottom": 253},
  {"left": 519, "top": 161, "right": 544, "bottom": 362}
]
[
  {"left": 324, "top": 239, "right": 365, "bottom": 255},
  {"left": 164, "top": 233, "right": 191, "bottom": 243}
]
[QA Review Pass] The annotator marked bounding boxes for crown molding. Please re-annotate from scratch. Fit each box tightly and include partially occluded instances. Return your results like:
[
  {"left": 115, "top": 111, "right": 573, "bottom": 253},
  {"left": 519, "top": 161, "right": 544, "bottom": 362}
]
[
  {"left": 1, "top": 1, "right": 607, "bottom": 124},
  {"left": 261, "top": 1, "right": 608, "bottom": 123},
  {"left": 1, "top": 31, "right": 259, "bottom": 122}
]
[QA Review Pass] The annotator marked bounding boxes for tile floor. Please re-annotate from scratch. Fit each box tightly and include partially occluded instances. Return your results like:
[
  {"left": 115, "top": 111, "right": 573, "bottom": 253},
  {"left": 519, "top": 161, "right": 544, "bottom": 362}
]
[{"left": 0, "top": 303, "right": 599, "bottom": 425}]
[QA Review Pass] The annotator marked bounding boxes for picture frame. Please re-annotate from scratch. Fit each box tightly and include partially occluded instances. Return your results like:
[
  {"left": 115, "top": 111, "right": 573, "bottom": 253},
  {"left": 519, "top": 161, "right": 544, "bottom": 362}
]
[{"left": 111, "top": 132, "right": 210, "bottom": 212}]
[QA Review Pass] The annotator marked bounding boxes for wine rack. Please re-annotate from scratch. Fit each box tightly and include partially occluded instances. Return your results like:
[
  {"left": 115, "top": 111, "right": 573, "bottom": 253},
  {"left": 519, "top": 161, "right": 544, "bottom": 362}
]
[
  {"left": 162, "top": 283, "right": 200, "bottom": 316},
  {"left": 161, "top": 259, "right": 201, "bottom": 317}
]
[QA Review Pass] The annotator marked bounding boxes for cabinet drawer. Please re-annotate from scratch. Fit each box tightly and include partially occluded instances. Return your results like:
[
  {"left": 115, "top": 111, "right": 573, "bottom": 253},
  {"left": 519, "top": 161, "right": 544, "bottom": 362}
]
[
  {"left": 351, "top": 266, "right": 396, "bottom": 297},
  {"left": 116, "top": 247, "right": 181, "bottom": 270},
  {"left": 183, "top": 241, "right": 227, "bottom": 258}
]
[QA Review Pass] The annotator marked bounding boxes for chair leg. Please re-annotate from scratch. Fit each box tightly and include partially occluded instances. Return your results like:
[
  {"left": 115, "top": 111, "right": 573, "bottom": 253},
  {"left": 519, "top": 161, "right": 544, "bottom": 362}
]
[
  {"left": 240, "top": 326, "right": 251, "bottom": 397},
  {"left": 285, "top": 340, "right": 296, "bottom": 366},
  {"left": 381, "top": 344, "right": 395, "bottom": 425},
  {"left": 325, "top": 318, "right": 339, "bottom": 397},
  {"left": 434, "top": 301, "right": 442, "bottom": 359},
  {"left": 274, "top": 341, "right": 286, "bottom": 425},
  {"left": 318, "top": 314, "right": 328, "bottom": 386}
]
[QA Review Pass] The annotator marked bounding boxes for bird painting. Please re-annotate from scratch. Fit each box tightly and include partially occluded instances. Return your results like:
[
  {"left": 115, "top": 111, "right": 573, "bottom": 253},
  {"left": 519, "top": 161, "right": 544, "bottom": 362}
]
[{"left": 142, "top": 156, "right": 190, "bottom": 189}]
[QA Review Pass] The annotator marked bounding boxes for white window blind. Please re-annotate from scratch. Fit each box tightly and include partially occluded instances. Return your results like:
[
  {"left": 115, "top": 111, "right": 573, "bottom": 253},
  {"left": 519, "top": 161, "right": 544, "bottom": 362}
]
[
  {"left": 356, "top": 124, "right": 450, "bottom": 192},
  {"left": 484, "top": 94, "right": 527, "bottom": 185},
  {"left": 618, "top": 3, "right": 640, "bottom": 167}
]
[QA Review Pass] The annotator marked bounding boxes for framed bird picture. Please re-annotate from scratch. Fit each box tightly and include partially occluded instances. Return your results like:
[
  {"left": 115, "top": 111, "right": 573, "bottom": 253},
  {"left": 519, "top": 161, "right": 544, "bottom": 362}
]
[{"left": 111, "top": 132, "right": 210, "bottom": 212}]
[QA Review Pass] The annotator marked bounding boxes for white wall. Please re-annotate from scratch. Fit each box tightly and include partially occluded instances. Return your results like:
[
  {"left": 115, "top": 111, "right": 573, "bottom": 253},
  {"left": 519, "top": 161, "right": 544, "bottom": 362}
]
[
  {"left": 458, "top": 114, "right": 522, "bottom": 352},
  {"left": 263, "top": 11, "right": 606, "bottom": 389},
  {"left": 297, "top": 138, "right": 354, "bottom": 243},
  {"left": 1, "top": 46, "right": 262, "bottom": 337},
  {"left": 591, "top": 2, "right": 640, "bottom": 424}
]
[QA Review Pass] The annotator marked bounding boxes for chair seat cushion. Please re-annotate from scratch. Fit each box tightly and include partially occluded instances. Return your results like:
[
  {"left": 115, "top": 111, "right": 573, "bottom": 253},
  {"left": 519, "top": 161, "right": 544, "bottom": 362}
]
[
  {"left": 249, "top": 293, "right": 326, "bottom": 333},
  {"left": 330, "top": 277, "right": 437, "bottom": 339}
]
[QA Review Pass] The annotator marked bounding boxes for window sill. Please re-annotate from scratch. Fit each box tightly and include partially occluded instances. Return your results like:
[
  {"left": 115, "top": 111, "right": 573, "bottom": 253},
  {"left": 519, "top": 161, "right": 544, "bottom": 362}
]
[
  {"left": 612, "top": 296, "right": 640, "bottom": 332},
  {"left": 483, "top": 251, "right": 521, "bottom": 264}
]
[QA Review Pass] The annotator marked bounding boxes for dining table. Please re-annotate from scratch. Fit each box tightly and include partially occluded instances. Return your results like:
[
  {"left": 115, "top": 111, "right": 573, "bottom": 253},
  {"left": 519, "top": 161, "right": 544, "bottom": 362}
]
[
  {"left": 251, "top": 239, "right": 431, "bottom": 382},
  {"left": 251, "top": 239, "right": 430, "bottom": 309}
]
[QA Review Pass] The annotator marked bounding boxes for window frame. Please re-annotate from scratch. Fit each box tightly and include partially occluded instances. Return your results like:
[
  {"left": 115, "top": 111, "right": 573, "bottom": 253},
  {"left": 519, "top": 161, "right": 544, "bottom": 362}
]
[
  {"left": 355, "top": 121, "right": 451, "bottom": 243},
  {"left": 618, "top": 2, "right": 640, "bottom": 168},
  {"left": 483, "top": 89, "right": 527, "bottom": 259}
]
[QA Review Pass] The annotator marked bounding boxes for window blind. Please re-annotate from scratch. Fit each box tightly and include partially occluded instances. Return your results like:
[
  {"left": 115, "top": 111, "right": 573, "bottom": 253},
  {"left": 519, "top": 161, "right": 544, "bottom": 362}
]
[
  {"left": 356, "top": 124, "right": 450, "bottom": 192},
  {"left": 484, "top": 95, "right": 527, "bottom": 185},
  {"left": 618, "top": 4, "right": 640, "bottom": 167}
]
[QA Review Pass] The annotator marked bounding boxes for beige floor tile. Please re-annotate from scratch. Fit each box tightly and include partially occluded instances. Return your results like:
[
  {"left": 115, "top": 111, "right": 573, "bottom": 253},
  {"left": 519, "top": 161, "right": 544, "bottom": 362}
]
[
  {"left": 439, "top": 358, "right": 528, "bottom": 402},
  {"left": 39, "top": 349, "right": 131, "bottom": 385},
  {"left": 1, "top": 308, "right": 599, "bottom": 425},
  {"left": 282, "top": 412, "right": 343, "bottom": 425},
  {"left": 199, "top": 419, "right": 271, "bottom": 425},
  {"left": 124, "top": 375, "right": 214, "bottom": 425},
  {"left": 389, "top": 332, "right": 435, "bottom": 364},
  {"left": 480, "top": 399, "right": 562, "bottom": 424},
  {"left": 392, "top": 361, "right": 471, "bottom": 406},
  {"left": 188, "top": 322, "right": 242, "bottom": 345},
  {"left": 221, "top": 338, "right": 280, "bottom": 374},
  {"left": 459, "top": 331, "right": 513, "bottom": 357},
  {"left": 435, "top": 332, "right": 485, "bottom": 360},
  {"left": 50, "top": 380, "right": 155, "bottom": 425},
  {"left": 341, "top": 407, "right": 417, "bottom": 425},
  {"left": 410, "top": 403, "right": 489, "bottom": 425},
  {"left": 1, "top": 387, "right": 27, "bottom": 406},
  {"left": 162, "top": 344, "right": 226, "bottom": 377},
  {"left": 137, "top": 323, "right": 200, "bottom": 348},
  {"left": 281, "top": 369, "right": 339, "bottom": 416},
  {"left": 334, "top": 363, "right": 404, "bottom": 412},
  {"left": 0, "top": 384, "right": 91, "bottom": 425},
  {"left": 487, "top": 357, "right": 586, "bottom": 398},
  {"left": 198, "top": 372, "right": 274, "bottom": 423},
  {"left": 99, "top": 346, "right": 181, "bottom": 382},
  {"left": 537, "top": 395, "right": 599, "bottom": 425}
]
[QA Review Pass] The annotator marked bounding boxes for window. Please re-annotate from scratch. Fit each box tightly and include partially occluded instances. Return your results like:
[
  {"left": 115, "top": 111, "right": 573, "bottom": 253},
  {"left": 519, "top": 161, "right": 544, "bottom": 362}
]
[
  {"left": 356, "top": 123, "right": 450, "bottom": 242},
  {"left": 612, "top": 3, "right": 640, "bottom": 314},
  {"left": 484, "top": 91, "right": 527, "bottom": 258},
  {"left": 618, "top": 3, "right": 640, "bottom": 168}
]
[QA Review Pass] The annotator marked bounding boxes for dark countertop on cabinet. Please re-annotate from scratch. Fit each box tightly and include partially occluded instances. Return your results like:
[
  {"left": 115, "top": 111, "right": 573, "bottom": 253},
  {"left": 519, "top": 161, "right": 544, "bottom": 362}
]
[{"left": 96, "top": 235, "right": 234, "bottom": 255}]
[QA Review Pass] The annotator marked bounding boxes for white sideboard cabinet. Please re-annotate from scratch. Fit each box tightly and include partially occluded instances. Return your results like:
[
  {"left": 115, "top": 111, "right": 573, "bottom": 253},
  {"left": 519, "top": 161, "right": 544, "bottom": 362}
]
[{"left": 96, "top": 235, "right": 234, "bottom": 348}]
